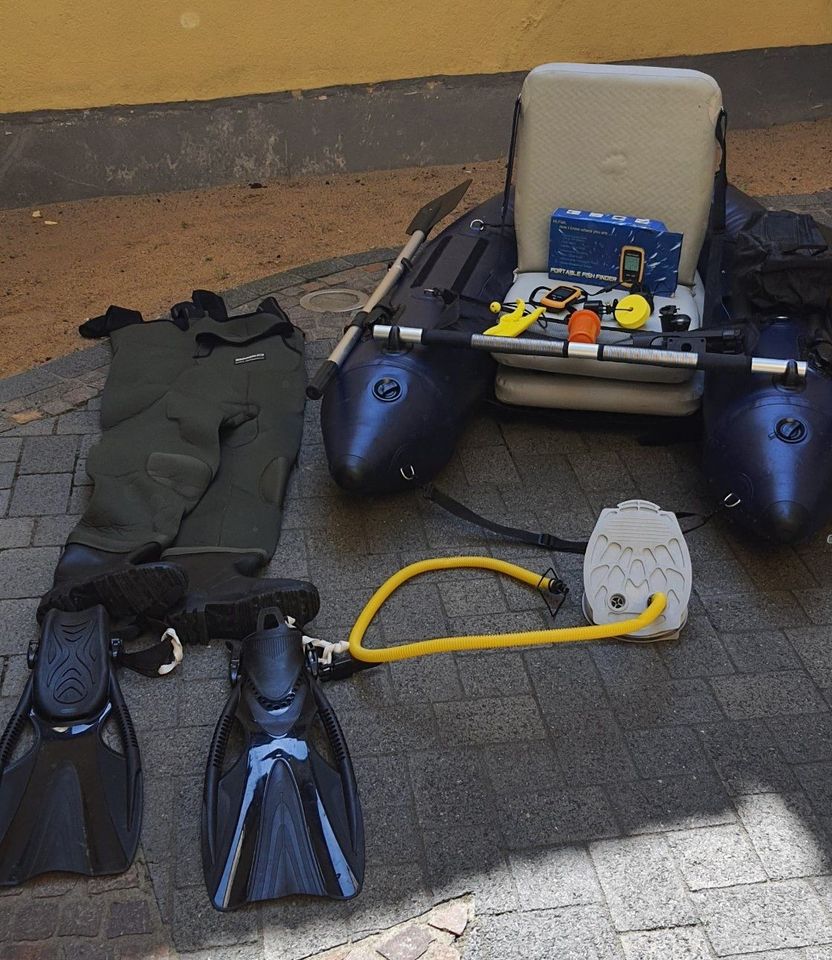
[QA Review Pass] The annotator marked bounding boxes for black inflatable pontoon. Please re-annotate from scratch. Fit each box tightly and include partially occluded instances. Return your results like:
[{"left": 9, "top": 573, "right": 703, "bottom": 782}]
[
  {"left": 318, "top": 183, "right": 832, "bottom": 545},
  {"left": 322, "top": 192, "right": 516, "bottom": 494}
]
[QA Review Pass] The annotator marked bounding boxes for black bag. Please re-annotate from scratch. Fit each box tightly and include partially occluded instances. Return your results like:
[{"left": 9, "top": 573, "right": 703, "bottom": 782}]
[{"left": 732, "top": 209, "right": 832, "bottom": 318}]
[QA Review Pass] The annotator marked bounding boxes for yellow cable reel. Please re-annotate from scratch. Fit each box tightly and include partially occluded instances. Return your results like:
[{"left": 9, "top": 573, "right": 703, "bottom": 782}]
[{"left": 613, "top": 294, "right": 651, "bottom": 330}]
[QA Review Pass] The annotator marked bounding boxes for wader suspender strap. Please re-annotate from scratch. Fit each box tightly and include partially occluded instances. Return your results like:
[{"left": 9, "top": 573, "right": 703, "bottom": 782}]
[
  {"left": 193, "top": 312, "right": 296, "bottom": 357},
  {"left": 79, "top": 305, "right": 144, "bottom": 339},
  {"left": 192, "top": 289, "right": 229, "bottom": 321},
  {"left": 703, "top": 110, "right": 728, "bottom": 325}
]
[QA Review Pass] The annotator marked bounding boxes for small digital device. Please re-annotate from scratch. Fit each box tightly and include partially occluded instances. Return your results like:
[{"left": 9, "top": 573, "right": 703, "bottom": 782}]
[
  {"left": 619, "top": 246, "right": 645, "bottom": 287},
  {"left": 540, "top": 283, "right": 583, "bottom": 311},
  {"left": 549, "top": 209, "right": 682, "bottom": 295}
]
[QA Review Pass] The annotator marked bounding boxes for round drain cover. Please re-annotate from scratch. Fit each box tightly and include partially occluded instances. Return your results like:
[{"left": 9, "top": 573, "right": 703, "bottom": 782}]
[
  {"left": 775, "top": 417, "right": 807, "bottom": 443},
  {"left": 299, "top": 287, "right": 367, "bottom": 314},
  {"left": 372, "top": 377, "right": 402, "bottom": 402}
]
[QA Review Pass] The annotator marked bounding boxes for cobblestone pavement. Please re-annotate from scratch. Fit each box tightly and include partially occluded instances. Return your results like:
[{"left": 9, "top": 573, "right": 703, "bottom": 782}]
[{"left": 1, "top": 192, "right": 832, "bottom": 960}]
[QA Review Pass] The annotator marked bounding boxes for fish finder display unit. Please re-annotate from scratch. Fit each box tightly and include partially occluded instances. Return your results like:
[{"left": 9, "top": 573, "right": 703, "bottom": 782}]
[{"left": 619, "top": 245, "right": 645, "bottom": 287}]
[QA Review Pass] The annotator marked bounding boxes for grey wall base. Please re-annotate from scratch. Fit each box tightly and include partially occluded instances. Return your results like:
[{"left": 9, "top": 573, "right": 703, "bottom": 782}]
[{"left": 2, "top": 44, "right": 830, "bottom": 208}]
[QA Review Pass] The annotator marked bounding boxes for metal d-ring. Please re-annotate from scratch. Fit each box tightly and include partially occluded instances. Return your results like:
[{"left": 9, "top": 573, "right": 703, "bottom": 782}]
[
  {"left": 470, "top": 219, "right": 485, "bottom": 232},
  {"left": 723, "top": 492, "right": 742, "bottom": 509},
  {"left": 400, "top": 464, "right": 416, "bottom": 481}
]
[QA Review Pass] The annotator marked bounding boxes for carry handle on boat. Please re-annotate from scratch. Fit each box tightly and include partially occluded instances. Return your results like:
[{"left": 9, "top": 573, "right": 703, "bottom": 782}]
[
  {"left": 306, "top": 180, "right": 473, "bottom": 400},
  {"left": 372, "top": 324, "right": 809, "bottom": 380}
]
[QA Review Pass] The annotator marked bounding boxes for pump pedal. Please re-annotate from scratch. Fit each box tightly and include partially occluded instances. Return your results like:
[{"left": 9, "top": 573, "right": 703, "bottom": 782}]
[{"left": 582, "top": 499, "right": 692, "bottom": 641}]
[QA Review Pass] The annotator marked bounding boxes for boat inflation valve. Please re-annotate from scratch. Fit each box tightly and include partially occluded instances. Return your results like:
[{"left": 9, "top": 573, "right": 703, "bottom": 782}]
[{"left": 582, "top": 500, "right": 692, "bottom": 642}]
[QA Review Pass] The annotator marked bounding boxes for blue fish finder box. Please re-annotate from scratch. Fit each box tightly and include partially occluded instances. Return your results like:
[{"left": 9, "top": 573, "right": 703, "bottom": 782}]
[{"left": 549, "top": 208, "right": 683, "bottom": 296}]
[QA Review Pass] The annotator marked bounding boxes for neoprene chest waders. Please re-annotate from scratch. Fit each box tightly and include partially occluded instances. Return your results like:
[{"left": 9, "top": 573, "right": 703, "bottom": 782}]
[
  {"left": 75, "top": 294, "right": 304, "bottom": 558},
  {"left": 42, "top": 291, "right": 320, "bottom": 641}
]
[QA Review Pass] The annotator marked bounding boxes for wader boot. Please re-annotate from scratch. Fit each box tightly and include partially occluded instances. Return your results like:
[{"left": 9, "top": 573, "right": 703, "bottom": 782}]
[
  {"left": 38, "top": 542, "right": 188, "bottom": 624},
  {"left": 163, "top": 551, "right": 320, "bottom": 644}
]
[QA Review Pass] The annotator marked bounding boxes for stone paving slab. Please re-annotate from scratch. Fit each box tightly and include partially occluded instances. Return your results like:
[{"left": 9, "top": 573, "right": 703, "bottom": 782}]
[{"left": 1, "top": 194, "right": 832, "bottom": 958}]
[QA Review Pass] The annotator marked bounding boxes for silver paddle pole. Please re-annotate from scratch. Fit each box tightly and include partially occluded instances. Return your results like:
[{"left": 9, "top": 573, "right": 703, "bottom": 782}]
[
  {"left": 306, "top": 180, "right": 472, "bottom": 400},
  {"left": 373, "top": 324, "right": 808, "bottom": 379}
]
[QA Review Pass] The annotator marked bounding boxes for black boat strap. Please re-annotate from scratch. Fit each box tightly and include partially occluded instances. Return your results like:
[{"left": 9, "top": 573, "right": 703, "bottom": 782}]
[
  {"left": 676, "top": 509, "right": 717, "bottom": 534},
  {"left": 500, "top": 96, "right": 522, "bottom": 231},
  {"left": 817, "top": 220, "right": 832, "bottom": 246},
  {"left": 423, "top": 484, "right": 588, "bottom": 554},
  {"left": 424, "top": 485, "right": 715, "bottom": 552},
  {"left": 703, "top": 110, "right": 728, "bottom": 325}
]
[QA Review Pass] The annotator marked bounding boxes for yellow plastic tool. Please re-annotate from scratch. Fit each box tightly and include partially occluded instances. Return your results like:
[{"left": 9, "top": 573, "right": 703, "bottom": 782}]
[
  {"left": 614, "top": 294, "right": 651, "bottom": 330},
  {"left": 484, "top": 300, "right": 546, "bottom": 337},
  {"left": 348, "top": 555, "right": 667, "bottom": 663}
]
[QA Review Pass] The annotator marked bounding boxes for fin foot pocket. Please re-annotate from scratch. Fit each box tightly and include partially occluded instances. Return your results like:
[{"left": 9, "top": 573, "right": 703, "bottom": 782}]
[{"left": 0, "top": 606, "right": 142, "bottom": 886}]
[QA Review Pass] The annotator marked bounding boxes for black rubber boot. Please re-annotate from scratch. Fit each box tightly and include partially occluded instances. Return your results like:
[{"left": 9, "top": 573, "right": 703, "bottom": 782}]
[
  {"left": 163, "top": 552, "right": 320, "bottom": 644},
  {"left": 38, "top": 543, "right": 188, "bottom": 625}
]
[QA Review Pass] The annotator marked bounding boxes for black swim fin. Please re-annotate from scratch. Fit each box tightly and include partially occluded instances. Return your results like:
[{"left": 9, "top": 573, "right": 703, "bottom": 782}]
[
  {"left": 0, "top": 605, "right": 142, "bottom": 885},
  {"left": 202, "top": 608, "right": 364, "bottom": 911}
]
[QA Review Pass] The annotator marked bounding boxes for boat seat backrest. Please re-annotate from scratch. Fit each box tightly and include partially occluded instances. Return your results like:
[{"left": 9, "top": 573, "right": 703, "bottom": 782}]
[{"left": 514, "top": 63, "right": 723, "bottom": 285}]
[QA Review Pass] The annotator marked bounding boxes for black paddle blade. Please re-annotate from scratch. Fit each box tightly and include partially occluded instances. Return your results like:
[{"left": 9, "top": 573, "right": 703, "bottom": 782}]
[{"left": 406, "top": 179, "right": 472, "bottom": 236}]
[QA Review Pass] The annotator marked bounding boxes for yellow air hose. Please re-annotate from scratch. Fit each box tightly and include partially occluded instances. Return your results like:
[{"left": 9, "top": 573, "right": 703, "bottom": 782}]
[{"left": 349, "top": 556, "right": 666, "bottom": 663}]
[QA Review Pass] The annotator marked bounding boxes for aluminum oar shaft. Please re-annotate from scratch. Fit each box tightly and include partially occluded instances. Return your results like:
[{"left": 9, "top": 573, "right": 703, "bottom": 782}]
[
  {"left": 373, "top": 325, "right": 808, "bottom": 379},
  {"left": 306, "top": 179, "right": 473, "bottom": 400}
]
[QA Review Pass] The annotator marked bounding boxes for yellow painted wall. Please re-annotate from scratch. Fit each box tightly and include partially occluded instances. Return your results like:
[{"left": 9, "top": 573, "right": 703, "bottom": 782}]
[{"left": 2, "top": 0, "right": 831, "bottom": 114}]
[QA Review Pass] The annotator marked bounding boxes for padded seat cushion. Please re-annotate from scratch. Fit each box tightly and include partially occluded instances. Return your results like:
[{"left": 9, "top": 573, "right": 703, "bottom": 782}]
[
  {"left": 495, "top": 366, "right": 704, "bottom": 417},
  {"left": 514, "top": 63, "right": 723, "bottom": 284}
]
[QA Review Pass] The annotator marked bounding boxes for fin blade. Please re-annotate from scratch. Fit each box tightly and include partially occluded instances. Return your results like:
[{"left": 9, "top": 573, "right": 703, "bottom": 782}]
[
  {"left": 251, "top": 761, "right": 328, "bottom": 902},
  {"left": 0, "top": 607, "right": 142, "bottom": 886}
]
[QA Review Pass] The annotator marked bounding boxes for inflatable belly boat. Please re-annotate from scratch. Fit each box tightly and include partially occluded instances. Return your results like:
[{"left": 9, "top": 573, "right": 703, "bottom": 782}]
[{"left": 317, "top": 63, "right": 832, "bottom": 545}]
